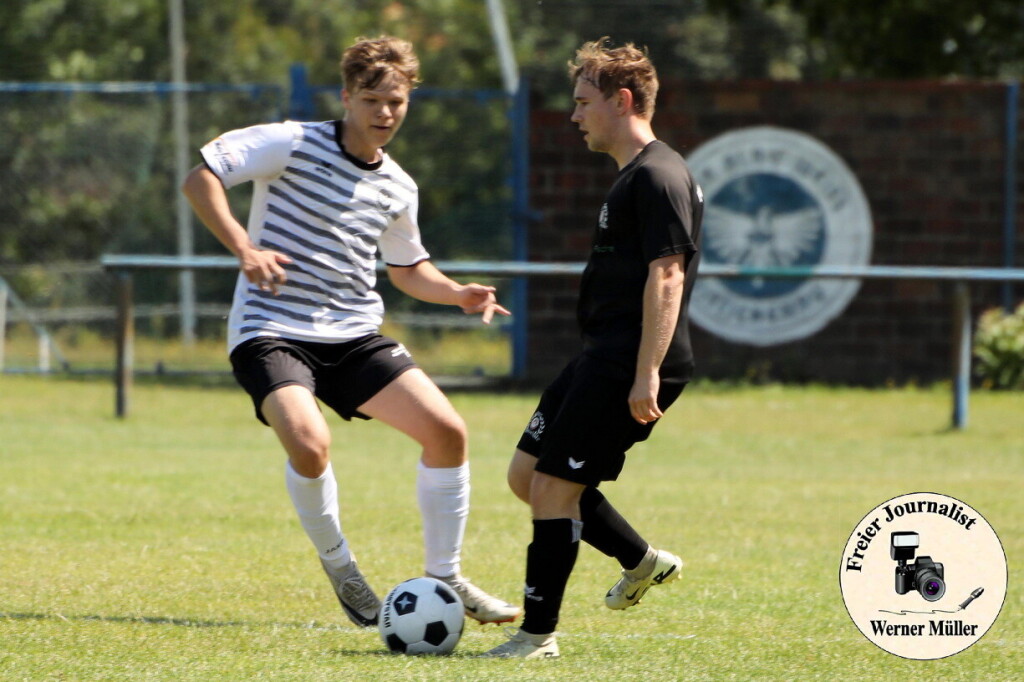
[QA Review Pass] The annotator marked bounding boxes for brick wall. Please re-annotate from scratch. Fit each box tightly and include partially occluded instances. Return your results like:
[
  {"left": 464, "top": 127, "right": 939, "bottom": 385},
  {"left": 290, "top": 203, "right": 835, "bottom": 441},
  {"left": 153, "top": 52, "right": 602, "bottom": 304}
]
[{"left": 526, "top": 80, "right": 1024, "bottom": 384}]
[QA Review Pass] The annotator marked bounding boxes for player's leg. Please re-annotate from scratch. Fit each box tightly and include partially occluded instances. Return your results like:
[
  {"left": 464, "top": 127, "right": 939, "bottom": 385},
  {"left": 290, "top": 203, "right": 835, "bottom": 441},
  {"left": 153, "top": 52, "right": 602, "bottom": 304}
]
[
  {"left": 513, "top": 450, "right": 680, "bottom": 611},
  {"left": 508, "top": 362, "right": 657, "bottom": 577},
  {"left": 358, "top": 369, "right": 468, "bottom": 582},
  {"left": 262, "top": 384, "right": 345, "bottom": 566},
  {"left": 357, "top": 367, "right": 467, "bottom": 468},
  {"left": 230, "top": 338, "right": 380, "bottom": 627},
  {"left": 579, "top": 486, "right": 649, "bottom": 567},
  {"left": 511, "top": 447, "right": 650, "bottom": 571},
  {"left": 481, "top": 471, "right": 581, "bottom": 659},
  {"left": 507, "top": 448, "right": 535, "bottom": 503},
  {"left": 523, "top": 471, "right": 586, "bottom": 636},
  {"left": 262, "top": 383, "right": 332, "bottom": 476},
  {"left": 358, "top": 368, "right": 519, "bottom": 624},
  {"left": 261, "top": 384, "right": 381, "bottom": 627},
  {"left": 486, "top": 360, "right": 593, "bottom": 658},
  {"left": 533, "top": 357, "right": 684, "bottom": 613},
  {"left": 601, "top": 379, "right": 688, "bottom": 609},
  {"left": 507, "top": 359, "right": 577, "bottom": 503}
]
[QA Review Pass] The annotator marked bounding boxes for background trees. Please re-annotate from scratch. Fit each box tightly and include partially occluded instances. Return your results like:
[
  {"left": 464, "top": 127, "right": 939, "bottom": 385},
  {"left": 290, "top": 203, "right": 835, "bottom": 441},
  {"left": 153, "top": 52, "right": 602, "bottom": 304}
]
[{"left": 2, "top": 0, "right": 1023, "bottom": 269}]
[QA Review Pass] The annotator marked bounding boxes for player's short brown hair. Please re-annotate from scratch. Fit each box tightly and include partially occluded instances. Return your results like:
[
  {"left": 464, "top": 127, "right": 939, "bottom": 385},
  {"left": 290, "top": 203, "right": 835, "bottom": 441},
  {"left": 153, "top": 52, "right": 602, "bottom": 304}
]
[
  {"left": 341, "top": 36, "right": 420, "bottom": 92},
  {"left": 568, "top": 37, "right": 658, "bottom": 118}
]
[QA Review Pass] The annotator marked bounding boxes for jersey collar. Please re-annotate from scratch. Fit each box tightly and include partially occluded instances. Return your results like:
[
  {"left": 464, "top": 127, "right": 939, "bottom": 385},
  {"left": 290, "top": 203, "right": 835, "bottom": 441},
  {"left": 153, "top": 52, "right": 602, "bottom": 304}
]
[{"left": 333, "top": 121, "right": 385, "bottom": 171}]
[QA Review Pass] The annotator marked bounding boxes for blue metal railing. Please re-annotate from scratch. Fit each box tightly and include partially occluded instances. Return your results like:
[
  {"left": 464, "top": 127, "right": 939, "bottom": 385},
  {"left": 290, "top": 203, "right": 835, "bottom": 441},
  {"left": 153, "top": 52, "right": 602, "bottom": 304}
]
[
  {"left": 101, "top": 254, "right": 1024, "bottom": 427},
  {"left": 1003, "top": 81, "right": 1020, "bottom": 311}
]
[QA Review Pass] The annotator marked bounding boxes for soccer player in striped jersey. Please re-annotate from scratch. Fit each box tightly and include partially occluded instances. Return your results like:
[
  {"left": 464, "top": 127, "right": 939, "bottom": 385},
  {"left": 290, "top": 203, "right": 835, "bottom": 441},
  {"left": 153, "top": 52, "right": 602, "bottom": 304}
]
[{"left": 182, "top": 36, "right": 518, "bottom": 627}]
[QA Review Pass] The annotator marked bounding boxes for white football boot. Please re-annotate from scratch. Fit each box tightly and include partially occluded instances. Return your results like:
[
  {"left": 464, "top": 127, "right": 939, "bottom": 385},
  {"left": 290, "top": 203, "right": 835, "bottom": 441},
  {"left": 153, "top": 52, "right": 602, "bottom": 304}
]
[
  {"left": 427, "top": 573, "right": 520, "bottom": 624},
  {"left": 479, "top": 627, "right": 560, "bottom": 659},
  {"left": 321, "top": 559, "right": 381, "bottom": 627},
  {"left": 605, "top": 548, "right": 682, "bottom": 610}
]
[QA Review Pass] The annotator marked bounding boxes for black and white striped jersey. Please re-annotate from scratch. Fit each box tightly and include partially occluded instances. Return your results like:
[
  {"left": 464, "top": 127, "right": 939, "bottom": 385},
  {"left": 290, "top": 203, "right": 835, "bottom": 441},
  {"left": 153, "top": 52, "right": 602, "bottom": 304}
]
[{"left": 200, "top": 120, "right": 429, "bottom": 352}]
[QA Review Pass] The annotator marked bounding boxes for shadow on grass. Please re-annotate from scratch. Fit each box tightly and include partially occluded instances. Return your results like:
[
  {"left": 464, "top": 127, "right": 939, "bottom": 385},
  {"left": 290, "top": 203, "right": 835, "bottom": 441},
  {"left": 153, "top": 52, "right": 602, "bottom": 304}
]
[
  {"left": 2, "top": 611, "right": 493, "bottom": 658},
  {"left": 0, "top": 610, "right": 356, "bottom": 633}
]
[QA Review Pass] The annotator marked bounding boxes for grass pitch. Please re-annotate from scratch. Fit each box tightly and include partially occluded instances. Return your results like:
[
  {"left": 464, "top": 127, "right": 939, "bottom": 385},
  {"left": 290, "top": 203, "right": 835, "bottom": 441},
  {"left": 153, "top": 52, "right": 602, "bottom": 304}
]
[{"left": 0, "top": 376, "right": 1021, "bottom": 680}]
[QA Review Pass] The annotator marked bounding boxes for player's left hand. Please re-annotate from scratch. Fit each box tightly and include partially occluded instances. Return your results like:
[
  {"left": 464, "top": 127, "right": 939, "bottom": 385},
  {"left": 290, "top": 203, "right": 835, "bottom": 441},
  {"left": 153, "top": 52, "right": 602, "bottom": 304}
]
[
  {"left": 628, "top": 373, "right": 663, "bottom": 425},
  {"left": 457, "top": 284, "right": 511, "bottom": 324}
]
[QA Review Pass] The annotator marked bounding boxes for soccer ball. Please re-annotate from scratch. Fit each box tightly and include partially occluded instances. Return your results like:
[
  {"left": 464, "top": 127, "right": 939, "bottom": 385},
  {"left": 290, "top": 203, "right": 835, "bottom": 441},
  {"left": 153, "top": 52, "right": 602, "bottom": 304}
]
[{"left": 379, "top": 577, "right": 465, "bottom": 655}]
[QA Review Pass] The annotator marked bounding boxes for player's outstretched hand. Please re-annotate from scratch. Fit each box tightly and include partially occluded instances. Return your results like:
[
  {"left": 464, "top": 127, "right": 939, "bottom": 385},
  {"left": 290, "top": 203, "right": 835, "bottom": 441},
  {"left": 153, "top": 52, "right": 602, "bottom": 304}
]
[
  {"left": 240, "top": 248, "right": 292, "bottom": 295},
  {"left": 458, "top": 283, "right": 511, "bottom": 324}
]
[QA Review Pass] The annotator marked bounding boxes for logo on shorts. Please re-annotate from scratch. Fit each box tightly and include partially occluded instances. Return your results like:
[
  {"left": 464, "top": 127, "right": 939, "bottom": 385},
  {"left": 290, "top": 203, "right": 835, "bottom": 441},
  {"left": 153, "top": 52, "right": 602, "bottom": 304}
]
[
  {"left": 686, "top": 126, "right": 873, "bottom": 346},
  {"left": 568, "top": 457, "right": 586, "bottom": 470},
  {"left": 525, "top": 411, "right": 546, "bottom": 441},
  {"left": 390, "top": 343, "right": 411, "bottom": 358}
]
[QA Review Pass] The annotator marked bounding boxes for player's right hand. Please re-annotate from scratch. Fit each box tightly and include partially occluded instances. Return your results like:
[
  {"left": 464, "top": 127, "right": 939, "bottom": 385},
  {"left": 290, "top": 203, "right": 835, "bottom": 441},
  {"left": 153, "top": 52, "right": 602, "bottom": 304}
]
[{"left": 240, "top": 248, "right": 292, "bottom": 295}]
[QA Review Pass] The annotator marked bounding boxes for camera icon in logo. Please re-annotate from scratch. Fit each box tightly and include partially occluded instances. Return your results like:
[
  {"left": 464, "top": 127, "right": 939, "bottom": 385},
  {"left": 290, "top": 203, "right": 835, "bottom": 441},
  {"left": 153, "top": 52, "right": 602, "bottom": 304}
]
[{"left": 891, "top": 531, "right": 945, "bottom": 602}]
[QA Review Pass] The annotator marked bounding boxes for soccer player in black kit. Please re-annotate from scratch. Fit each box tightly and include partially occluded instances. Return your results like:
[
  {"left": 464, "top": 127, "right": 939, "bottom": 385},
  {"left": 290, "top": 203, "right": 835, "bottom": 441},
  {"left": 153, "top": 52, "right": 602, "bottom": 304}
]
[{"left": 483, "top": 38, "right": 703, "bottom": 659}]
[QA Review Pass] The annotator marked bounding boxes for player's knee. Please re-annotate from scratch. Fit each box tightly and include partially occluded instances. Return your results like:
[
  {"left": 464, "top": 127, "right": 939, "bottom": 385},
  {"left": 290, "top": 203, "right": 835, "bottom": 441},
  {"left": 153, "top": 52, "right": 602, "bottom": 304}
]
[
  {"left": 528, "top": 473, "right": 583, "bottom": 518},
  {"left": 286, "top": 433, "right": 331, "bottom": 477},
  {"left": 421, "top": 414, "right": 467, "bottom": 465},
  {"left": 439, "top": 414, "right": 468, "bottom": 454}
]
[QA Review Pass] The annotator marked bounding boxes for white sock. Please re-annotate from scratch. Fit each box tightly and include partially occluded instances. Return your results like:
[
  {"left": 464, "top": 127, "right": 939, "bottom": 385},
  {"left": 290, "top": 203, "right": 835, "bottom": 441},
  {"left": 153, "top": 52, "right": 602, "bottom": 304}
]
[
  {"left": 417, "top": 461, "right": 469, "bottom": 579},
  {"left": 285, "top": 460, "right": 352, "bottom": 570}
]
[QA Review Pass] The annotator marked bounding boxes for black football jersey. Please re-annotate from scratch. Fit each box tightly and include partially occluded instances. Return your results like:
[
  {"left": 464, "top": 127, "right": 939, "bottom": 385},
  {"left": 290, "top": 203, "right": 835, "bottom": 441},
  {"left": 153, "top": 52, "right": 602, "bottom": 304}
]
[{"left": 577, "top": 140, "right": 703, "bottom": 382}]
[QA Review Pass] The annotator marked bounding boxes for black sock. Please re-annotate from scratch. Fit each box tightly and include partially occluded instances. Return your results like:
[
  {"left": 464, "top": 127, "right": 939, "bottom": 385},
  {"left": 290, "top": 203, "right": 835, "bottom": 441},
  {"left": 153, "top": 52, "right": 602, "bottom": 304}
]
[
  {"left": 521, "top": 518, "right": 581, "bottom": 635},
  {"left": 579, "top": 487, "right": 648, "bottom": 570}
]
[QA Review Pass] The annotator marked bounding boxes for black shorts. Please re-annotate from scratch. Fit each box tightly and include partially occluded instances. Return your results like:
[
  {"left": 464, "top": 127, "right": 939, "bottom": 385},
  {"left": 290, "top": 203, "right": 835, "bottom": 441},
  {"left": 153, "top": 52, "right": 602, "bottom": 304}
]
[
  {"left": 229, "top": 335, "right": 418, "bottom": 425},
  {"left": 516, "top": 354, "right": 686, "bottom": 486}
]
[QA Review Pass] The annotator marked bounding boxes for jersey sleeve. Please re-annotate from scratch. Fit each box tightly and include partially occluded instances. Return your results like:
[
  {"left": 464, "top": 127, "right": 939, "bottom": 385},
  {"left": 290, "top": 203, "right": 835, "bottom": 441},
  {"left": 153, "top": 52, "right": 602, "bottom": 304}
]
[
  {"left": 379, "top": 190, "right": 430, "bottom": 266},
  {"left": 199, "top": 121, "right": 297, "bottom": 189},
  {"left": 636, "top": 163, "right": 700, "bottom": 264}
]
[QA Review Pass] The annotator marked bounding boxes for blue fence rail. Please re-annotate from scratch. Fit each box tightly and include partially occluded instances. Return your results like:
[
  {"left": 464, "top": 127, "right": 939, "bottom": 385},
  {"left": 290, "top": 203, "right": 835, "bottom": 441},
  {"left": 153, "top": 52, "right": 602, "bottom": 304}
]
[{"left": 101, "top": 255, "right": 1024, "bottom": 427}]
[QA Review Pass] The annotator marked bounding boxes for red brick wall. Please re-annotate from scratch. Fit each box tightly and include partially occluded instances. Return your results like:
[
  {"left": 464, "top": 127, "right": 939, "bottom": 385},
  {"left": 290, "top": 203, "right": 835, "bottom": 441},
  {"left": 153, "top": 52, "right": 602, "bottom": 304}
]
[{"left": 526, "top": 80, "right": 1024, "bottom": 384}]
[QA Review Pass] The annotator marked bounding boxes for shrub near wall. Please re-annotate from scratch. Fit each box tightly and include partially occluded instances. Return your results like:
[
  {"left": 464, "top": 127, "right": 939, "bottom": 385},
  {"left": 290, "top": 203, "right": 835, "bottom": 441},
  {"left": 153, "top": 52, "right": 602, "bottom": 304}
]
[{"left": 974, "top": 303, "right": 1024, "bottom": 389}]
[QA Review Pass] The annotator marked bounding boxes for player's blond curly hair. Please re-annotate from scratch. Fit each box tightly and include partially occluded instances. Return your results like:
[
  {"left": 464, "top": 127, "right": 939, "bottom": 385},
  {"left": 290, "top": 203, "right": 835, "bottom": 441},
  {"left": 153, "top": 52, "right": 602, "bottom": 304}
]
[
  {"left": 568, "top": 37, "right": 658, "bottom": 119},
  {"left": 342, "top": 36, "right": 421, "bottom": 92}
]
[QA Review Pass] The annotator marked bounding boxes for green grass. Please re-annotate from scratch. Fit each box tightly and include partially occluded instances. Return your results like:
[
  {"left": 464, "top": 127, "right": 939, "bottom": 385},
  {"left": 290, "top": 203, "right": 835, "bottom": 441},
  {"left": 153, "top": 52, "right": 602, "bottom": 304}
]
[{"left": 0, "top": 376, "right": 1021, "bottom": 680}]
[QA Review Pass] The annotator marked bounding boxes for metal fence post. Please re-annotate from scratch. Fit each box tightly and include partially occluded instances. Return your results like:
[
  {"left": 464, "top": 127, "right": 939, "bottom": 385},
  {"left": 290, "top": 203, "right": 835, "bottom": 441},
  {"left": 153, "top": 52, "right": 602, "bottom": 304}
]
[
  {"left": 951, "top": 282, "right": 971, "bottom": 429},
  {"left": 1003, "top": 81, "right": 1019, "bottom": 312},
  {"left": 170, "top": 0, "right": 196, "bottom": 346},
  {"left": 114, "top": 272, "right": 135, "bottom": 418},
  {"left": 510, "top": 75, "right": 531, "bottom": 381},
  {"left": 288, "top": 63, "right": 314, "bottom": 120},
  {"left": 0, "top": 280, "right": 6, "bottom": 371}
]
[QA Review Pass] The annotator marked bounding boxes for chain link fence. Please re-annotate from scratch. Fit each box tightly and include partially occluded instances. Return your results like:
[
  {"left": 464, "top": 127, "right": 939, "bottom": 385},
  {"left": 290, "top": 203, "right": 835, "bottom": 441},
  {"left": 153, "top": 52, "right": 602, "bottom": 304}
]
[{"left": 0, "top": 76, "right": 518, "bottom": 377}]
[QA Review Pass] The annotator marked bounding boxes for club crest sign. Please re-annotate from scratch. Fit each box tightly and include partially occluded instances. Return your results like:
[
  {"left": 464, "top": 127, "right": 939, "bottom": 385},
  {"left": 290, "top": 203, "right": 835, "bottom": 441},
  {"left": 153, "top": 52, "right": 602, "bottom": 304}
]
[{"left": 687, "top": 127, "right": 873, "bottom": 346}]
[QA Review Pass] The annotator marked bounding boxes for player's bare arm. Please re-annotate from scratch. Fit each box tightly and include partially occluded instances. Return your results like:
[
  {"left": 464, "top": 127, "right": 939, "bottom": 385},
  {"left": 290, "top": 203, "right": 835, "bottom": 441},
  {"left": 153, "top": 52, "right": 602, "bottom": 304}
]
[
  {"left": 629, "top": 253, "right": 686, "bottom": 424},
  {"left": 182, "top": 164, "right": 292, "bottom": 294},
  {"left": 387, "top": 261, "right": 511, "bottom": 324}
]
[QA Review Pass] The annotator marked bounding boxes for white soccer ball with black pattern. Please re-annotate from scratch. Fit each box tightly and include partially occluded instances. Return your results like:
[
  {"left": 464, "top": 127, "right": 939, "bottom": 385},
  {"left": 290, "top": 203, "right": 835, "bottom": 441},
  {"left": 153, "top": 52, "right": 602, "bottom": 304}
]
[{"left": 378, "top": 577, "right": 464, "bottom": 655}]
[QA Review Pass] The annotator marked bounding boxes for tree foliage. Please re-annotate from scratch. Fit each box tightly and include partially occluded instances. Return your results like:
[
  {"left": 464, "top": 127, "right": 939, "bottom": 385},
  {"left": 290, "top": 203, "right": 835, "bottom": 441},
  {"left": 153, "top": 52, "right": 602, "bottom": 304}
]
[
  {"left": 790, "top": 0, "right": 1024, "bottom": 79},
  {"left": 3, "top": 0, "right": 1024, "bottom": 277},
  {"left": 511, "top": 0, "right": 808, "bottom": 107},
  {"left": 3, "top": 1, "right": 1024, "bottom": 89}
]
